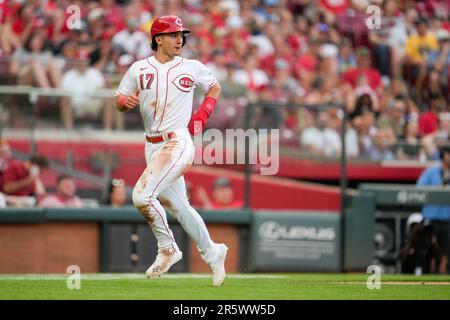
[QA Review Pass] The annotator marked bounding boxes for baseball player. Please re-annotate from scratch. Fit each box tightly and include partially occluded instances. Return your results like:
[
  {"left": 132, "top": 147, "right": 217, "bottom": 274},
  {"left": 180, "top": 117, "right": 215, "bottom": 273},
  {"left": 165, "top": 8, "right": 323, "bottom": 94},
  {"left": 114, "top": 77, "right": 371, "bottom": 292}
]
[{"left": 115, "top": 15, "right": 228, "bottom": 286}]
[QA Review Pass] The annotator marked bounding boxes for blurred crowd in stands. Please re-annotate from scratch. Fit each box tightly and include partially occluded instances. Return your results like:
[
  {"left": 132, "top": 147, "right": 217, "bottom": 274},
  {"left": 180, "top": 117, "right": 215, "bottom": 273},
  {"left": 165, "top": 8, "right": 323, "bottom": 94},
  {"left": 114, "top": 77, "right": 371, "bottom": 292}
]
[
  {"left": 0, "top": 135, "right": 132, "bottom": 208},
  {"left": 0, "top": 0, "right": 449, "bottom": 162},
  {"left": 0, "top": 137, "right": 243, "bottom": 209}
]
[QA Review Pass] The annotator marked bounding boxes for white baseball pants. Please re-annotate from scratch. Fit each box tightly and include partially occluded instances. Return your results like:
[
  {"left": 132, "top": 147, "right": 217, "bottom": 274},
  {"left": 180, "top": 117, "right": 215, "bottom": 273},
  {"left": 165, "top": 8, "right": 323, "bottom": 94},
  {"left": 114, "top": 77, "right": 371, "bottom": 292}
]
[{"left": 132, "top": 128, "right": 220, "bottom": 264}]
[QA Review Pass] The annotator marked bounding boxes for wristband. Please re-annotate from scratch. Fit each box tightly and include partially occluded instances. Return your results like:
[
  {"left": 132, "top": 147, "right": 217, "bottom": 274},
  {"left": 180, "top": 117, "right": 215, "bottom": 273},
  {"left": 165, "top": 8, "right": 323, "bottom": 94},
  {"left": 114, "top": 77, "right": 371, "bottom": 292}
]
[
  {"left": 202, "top": 96, "right": 217, "bottom": 116},
  {"left": 118, "top": 95, "right": 128, "bottom": 107}
]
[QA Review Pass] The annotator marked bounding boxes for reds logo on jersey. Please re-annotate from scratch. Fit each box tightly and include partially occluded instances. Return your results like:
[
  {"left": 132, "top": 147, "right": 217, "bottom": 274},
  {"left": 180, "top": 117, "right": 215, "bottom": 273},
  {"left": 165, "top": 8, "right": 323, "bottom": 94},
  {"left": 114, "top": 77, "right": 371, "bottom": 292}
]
[{"left": 172, "top": 74, "right": 195, "bottom": 93}]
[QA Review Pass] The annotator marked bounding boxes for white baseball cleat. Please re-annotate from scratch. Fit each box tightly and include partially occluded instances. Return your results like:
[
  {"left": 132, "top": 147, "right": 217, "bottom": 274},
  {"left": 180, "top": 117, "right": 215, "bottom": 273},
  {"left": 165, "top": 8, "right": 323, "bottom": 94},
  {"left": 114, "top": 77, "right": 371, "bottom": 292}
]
[
  {"left": 210, "top": 244, "right": 228, "bottom": 286},
  {"left": 146, "top": 248, "right": 182, "bottom": 278}
]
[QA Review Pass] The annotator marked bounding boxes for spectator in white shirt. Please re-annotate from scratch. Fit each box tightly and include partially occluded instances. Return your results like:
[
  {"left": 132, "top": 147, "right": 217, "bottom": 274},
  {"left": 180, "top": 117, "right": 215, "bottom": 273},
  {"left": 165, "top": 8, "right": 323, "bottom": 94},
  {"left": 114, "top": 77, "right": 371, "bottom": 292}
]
[
  {"left": 111, "top": 17, "right": 151, "bottom": 60},
  {"left": 206, "top": 48, "right": 228, "bottom": 82},
  {"left": 231, "top": 55, "right": 269, "bottom": 92},
  {"left": 60, "top": 50, "right": 109, "bottom": 130},
  {"left": 300, "top": 111, "right": 342, "bottom": 157}
]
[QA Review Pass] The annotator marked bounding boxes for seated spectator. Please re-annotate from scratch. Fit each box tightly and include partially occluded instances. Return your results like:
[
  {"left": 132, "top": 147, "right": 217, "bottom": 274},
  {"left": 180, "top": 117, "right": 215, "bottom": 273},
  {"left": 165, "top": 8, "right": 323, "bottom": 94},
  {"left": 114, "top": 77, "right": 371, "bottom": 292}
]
[
  {"left": 419, "top": 94, "right": 446, "bottom": 137},
  {"left": 433, "top": 112, "right": 450, "bottom": 146},
  {"left": 423, "top": 29, "right": 450, "bottom": 101},
  {"left": 422, "top": 112, "right": 450, "bottom": 160},
  {"left": 2, "top": 155, "right": 48, "bottom": 199},
  {"left": 367, "top": 127, "right": 396, "bottom": 161},
  {"left": 39, "top": 174, "right": 83, "bottom": 208},
  {"left": 263, "top": 58, "right": 303, "bottom": 104},
  {"left": 379, "top": 78, "right": 419, "bottom": 114},
  {"left": 9, "top": 1, "right": 38, "bottom": 44},
  {"left": 305, "top": 76, "right": 339, "bottom": 106},
  {"left": 405, "top": 17, "right": 439, "bottom": 68},
  {"left": 345, "top": 122, "right": 360, "bottom": 158},
  {"left": 111, "top": 15, "right": 151, "bottom": 60},
  {"left": 349, "top": 84, "right": 378, "bottom": 115},
  {"left": 60, "top": 50, "right": 113, "bottom": 130},
  {"left": 342, "top": 46, "right": 382, "bottom": 95},
  {"left": 427, "top": 29, "right": 450, "bottom": 79},
  {"left": 377, "top": 99, "right": 407, "bottom": 139},
  {"left": 104, "top": 178, "right": 127, "bottom": 208},
  {"left": 0, "top": 191, "right": 5, "bottom": 208},
  {"left": 0, "top": 138, "right": 13, "bottom": 193},
  {"left": 337, "top": 37, "right": 357, "bottom": 75},
  {"left": 196, "top": 177, "right": 243, "bottom": 210},
  {"left": 368, "top": 0, "right": 408, "bottom": 79},
  {"left": 0, "top": 1, "right": 21, "bottom": 55},
  {"left": 317, "top": 35, "right": 340, "bottom": 79},
  {"left": 400, "top": 212, "right": 443, "bottom": 275},
  {"left": 231, "top": 54, "right": 269, "bottom": 98},
  {"left": 395, "top": 113, "right": 426, "bottom": 160},
  {"left": 350, "top": 108, "right": 378, "bottom": 157},
  {"left": 300, "top": 110, "right": 341, "bottom": 157},
  {"left": 294, "top": 37, "right": 321, "bottom": 91},
  {"left": 405, "top": 17, "right": 439, "bottom": 102},
  {"left": 206, "top": 48, "right": 229, "bottom": 83},
  {"left": 335, "top": 2, "right": 369, "bottom": 47},
  {"left": 9, "top": 31, "right": 62, "bottom": 87}
]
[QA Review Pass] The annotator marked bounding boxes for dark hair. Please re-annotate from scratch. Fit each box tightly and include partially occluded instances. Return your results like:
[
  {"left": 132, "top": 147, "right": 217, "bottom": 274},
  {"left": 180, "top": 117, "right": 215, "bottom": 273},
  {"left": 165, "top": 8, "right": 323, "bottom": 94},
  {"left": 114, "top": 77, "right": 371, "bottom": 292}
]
[
  {"left": 24, "top": 32, "right": 45, "bottom": 53},
  {"left": 29, "top": 155, "right": 48, "bottom": 168},
  {"left": 104, "top": 178, "right": 125, "bottom": 204},
  {"left": 151, "top": 36, "right": 158, "bottom": 51},
  {"left": 414, "top": 17, "right": 429, "bottom": 26},
  {"left": 56, "top": 174, "right": 73, "bottom": 185},
  {"left": 214, "top": 177, "right": 232, "bottom": 189},
  {"left": 312, "top": 77, "right": 323, "bottom": 90},
  {"left": 440, "top": 145, "right": 450, "bottom": 159},
  {"left": 151, "top": 33, "right": 187, "bottom": 51}
]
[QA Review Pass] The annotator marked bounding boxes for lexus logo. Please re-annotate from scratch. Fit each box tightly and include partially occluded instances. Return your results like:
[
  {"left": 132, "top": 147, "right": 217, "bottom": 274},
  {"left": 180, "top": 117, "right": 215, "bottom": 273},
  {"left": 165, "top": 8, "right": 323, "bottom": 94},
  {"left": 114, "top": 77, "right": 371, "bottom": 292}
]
[{"left": 258, "top": 221, "right": 336, "bottom": 241}]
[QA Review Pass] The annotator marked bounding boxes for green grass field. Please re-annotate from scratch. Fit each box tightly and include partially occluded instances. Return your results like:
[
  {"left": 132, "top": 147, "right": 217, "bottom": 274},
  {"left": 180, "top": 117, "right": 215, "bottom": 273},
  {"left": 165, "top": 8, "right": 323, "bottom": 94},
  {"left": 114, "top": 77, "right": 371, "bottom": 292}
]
[{"left": 0, "top": 273, "right": 449, "bottom": 300}]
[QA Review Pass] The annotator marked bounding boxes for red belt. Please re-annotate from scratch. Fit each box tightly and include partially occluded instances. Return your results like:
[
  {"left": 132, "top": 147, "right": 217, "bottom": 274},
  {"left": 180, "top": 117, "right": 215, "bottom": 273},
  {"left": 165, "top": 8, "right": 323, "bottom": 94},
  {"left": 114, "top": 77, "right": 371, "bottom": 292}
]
[{"left": 145, "top": 132, "right": 176, "bottom": 143}]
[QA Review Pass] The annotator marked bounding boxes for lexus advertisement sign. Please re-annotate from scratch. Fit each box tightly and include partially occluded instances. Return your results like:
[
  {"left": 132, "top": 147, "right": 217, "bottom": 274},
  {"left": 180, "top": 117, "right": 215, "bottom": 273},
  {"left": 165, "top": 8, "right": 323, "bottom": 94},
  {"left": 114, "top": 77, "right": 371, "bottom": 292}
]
[{"left": 250, "top": 212, "right": 341, "bottom": 272}]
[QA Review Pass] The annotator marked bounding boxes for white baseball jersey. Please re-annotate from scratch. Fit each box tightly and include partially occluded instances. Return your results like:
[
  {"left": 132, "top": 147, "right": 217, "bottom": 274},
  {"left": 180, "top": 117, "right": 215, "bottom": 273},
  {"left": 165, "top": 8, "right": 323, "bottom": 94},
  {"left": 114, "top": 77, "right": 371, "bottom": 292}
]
[{"left": 115, "top": 55, "right": 216, "bottom": 134}]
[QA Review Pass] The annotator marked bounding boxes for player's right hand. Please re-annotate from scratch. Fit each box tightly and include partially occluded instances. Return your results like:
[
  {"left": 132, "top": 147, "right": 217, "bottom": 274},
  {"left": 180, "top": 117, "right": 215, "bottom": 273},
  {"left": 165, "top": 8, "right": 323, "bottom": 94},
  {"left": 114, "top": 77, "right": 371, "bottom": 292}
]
[{"left": 118, "top": 89, "right": 140, "bottom": 111}]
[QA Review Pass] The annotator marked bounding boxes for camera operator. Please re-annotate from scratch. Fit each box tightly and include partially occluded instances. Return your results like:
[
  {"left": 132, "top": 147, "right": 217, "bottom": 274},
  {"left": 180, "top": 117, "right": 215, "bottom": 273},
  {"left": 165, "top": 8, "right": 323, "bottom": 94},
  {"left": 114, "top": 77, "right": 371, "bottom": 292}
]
[
  {"left": 400, "top": 213, "right": 443, "bottom": 274},
  {"left": 417, "top": 145, "right": 450, "bottom": 274}
]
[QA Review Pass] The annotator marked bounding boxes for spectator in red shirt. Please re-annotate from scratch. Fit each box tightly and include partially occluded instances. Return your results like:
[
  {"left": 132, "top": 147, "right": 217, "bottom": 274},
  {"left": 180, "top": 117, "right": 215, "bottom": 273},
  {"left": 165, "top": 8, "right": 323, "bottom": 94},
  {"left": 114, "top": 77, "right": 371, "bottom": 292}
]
[
  {"left": 319, "top": 0, "right": 349, "bottom": 15},
  {"left": 196, "top": 177, "right": 243, "bottom": 210},
  {"left": 11, "top": 2, "right": 43, "bottom": 44},
  {"left": 342, "top": 46, "right": 382, "bottom": 94},
  {"left": 3, "top": 155, "right": 48, "bottom": 198},
  {"left": 419, "top": 94, "right": 447, "bottom": 136},
  {"left": 0, "top": 0, "right": 21, "bottom": 54},
  {"left": 39, "top": 174, "right": 84, "bottom": 208},
  {"left": 0, "top": 138, "right": 12, "bottom": 193}
]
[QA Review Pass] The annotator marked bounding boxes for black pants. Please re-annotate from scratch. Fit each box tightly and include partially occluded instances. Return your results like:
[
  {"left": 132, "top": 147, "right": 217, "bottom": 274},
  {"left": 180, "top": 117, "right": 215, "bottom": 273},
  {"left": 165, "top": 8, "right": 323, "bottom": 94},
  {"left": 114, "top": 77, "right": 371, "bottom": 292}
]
[{"left": 430, "top": 220, "right": 450, "bottom": 272}]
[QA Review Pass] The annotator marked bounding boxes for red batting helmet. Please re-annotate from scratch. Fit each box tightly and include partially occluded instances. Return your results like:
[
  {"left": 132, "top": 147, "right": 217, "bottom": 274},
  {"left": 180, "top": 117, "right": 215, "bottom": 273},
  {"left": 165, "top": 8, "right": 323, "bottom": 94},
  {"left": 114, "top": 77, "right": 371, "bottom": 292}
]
[{"left": 150, "top": 15, "right": 191, "bottom": 51}]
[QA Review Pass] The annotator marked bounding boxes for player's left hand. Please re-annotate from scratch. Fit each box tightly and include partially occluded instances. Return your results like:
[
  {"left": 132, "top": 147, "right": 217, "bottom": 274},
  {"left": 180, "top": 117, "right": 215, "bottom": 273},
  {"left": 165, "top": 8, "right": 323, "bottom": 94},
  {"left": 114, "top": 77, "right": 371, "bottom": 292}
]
[
  {"left": 188, "top": 96, "right": 217, "bottom": 135},
  {"left": 188, "top": 110, "right": 207, "bottom": 135}
]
